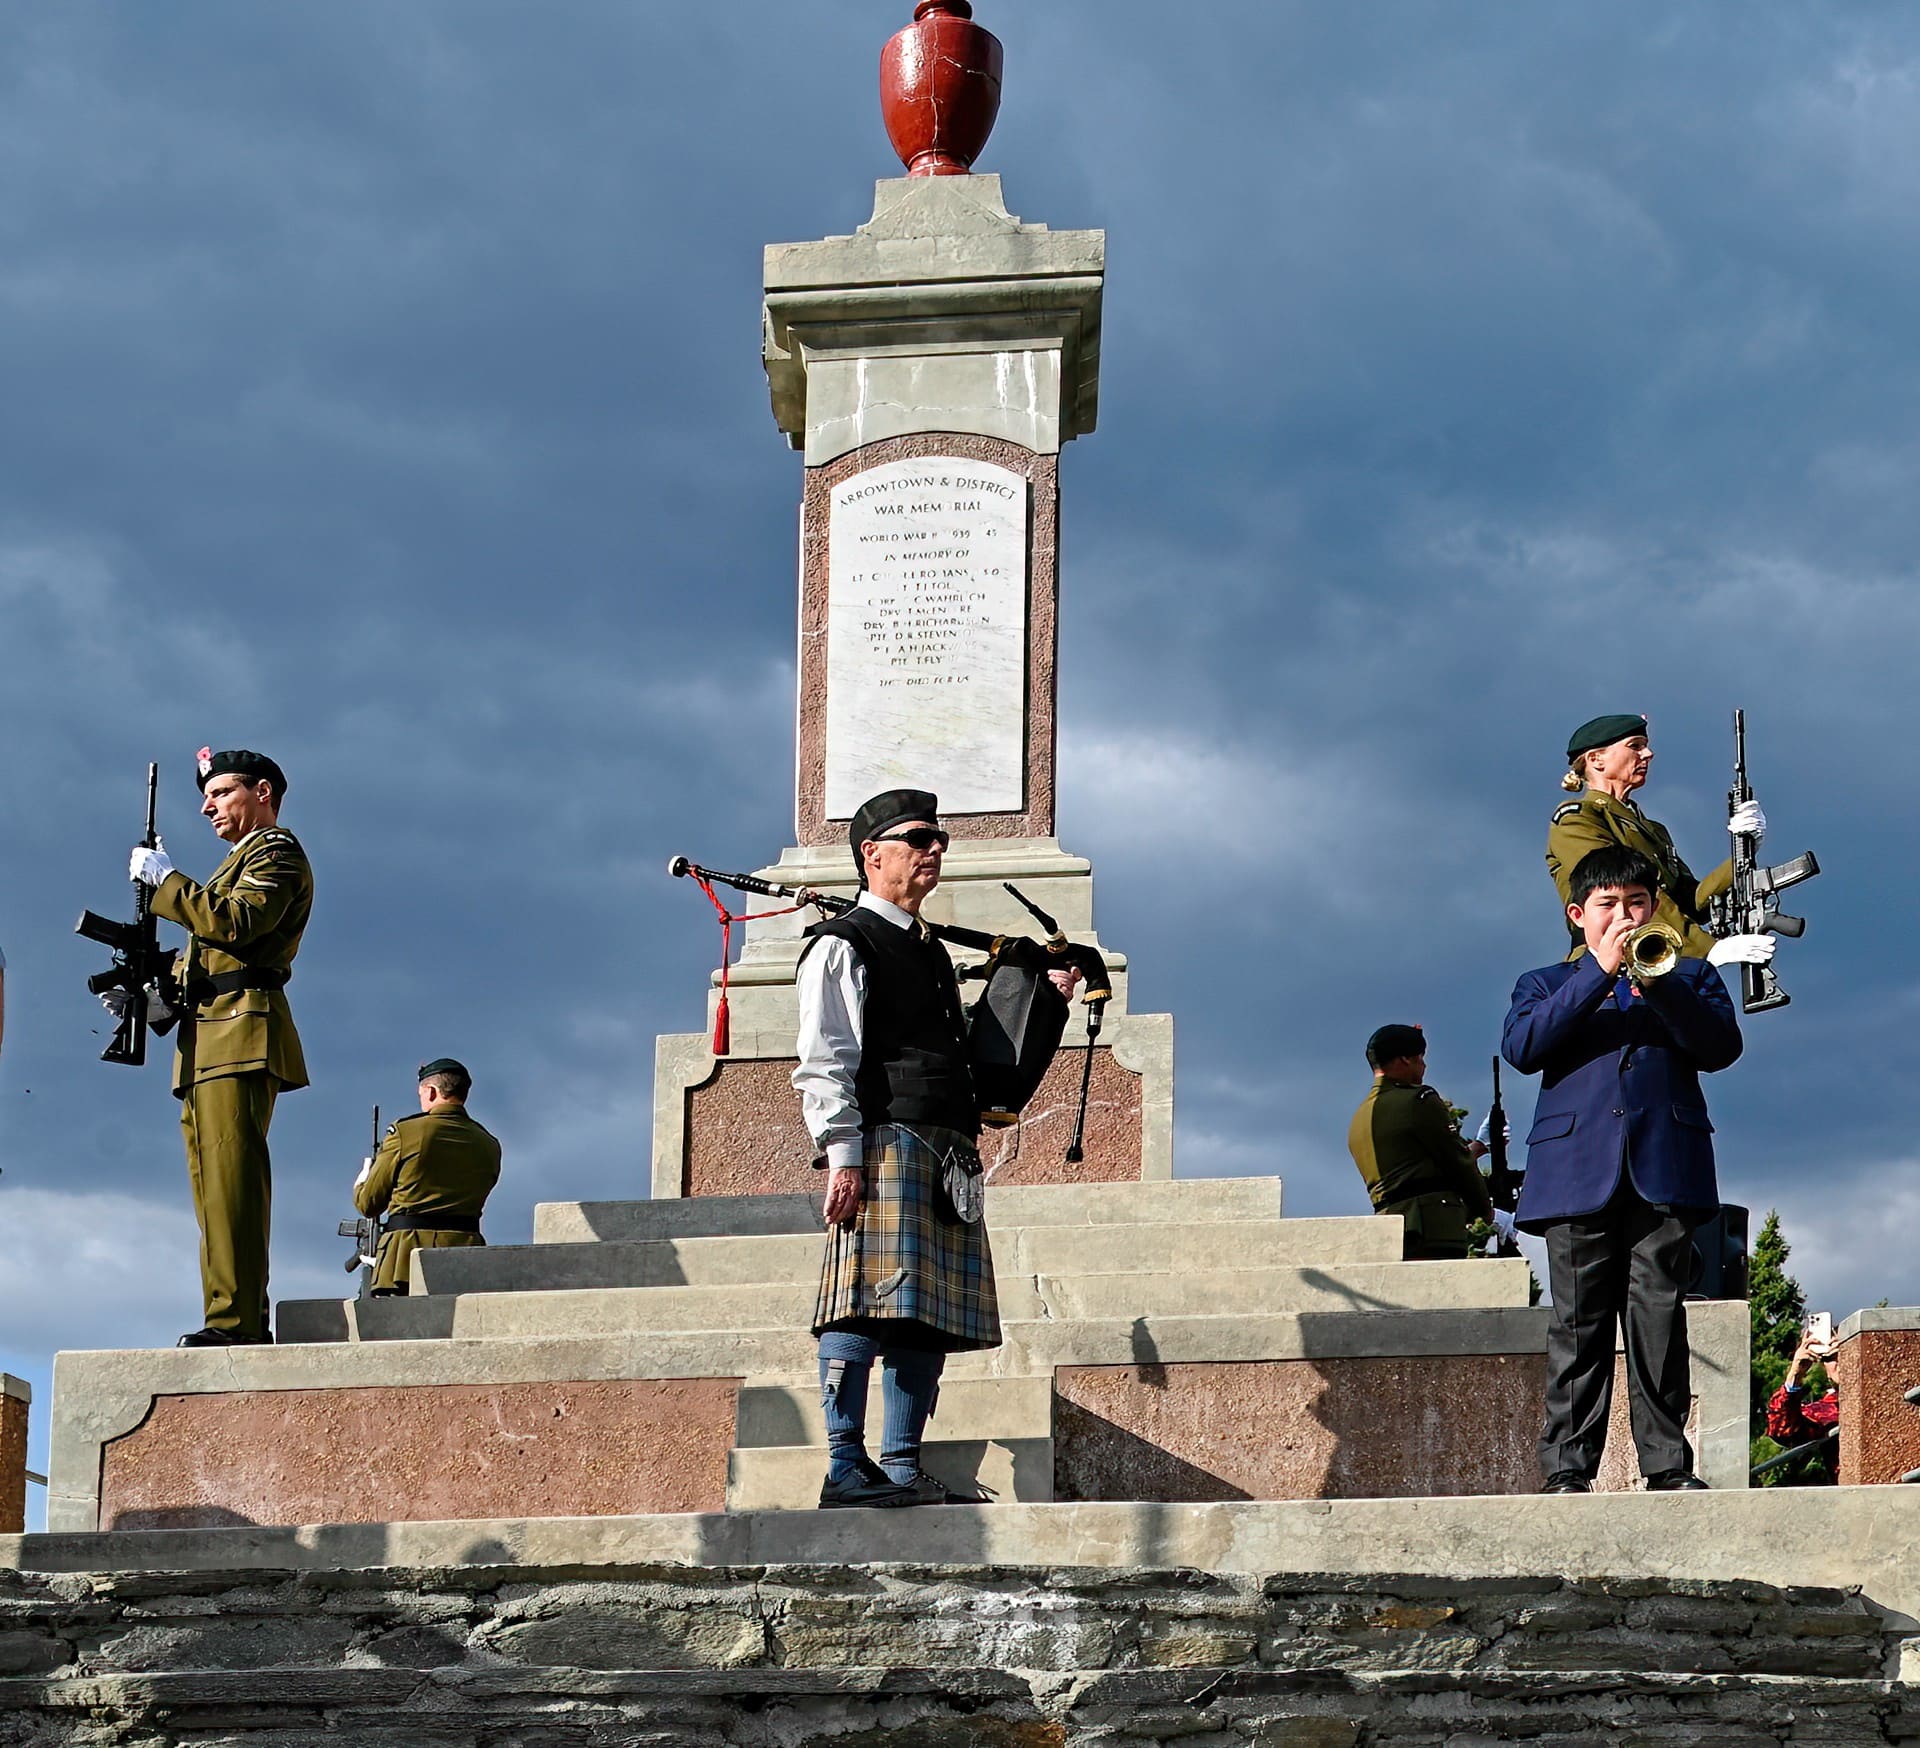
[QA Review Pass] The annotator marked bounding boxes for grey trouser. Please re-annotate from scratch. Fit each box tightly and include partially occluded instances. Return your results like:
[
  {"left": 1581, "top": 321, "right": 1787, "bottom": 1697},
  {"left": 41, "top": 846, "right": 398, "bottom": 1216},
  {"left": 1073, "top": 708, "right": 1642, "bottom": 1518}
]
[{"left": 1540, "top": 1183, "right": 1694, "bottom": 1481}]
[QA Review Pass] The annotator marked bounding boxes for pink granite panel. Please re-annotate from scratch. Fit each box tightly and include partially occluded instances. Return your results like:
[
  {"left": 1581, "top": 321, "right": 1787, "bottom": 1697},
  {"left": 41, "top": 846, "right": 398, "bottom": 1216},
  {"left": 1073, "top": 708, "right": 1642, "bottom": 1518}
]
[
  {"left": 1054, "top": 1358, "right": 1696, "bottom": 1500},
  {"left": 684, "top": 1051, "right": 1143, "bottom": 1197},
  {"left": 0, "top": 1390, "right": 25, "bottom": 1535},
  {"left": 98, "top": 1378, "right": 740, "bottom": 1531},
  {"left": 1835, "top": 1329, "right": 1920, "bottom": 1486}
]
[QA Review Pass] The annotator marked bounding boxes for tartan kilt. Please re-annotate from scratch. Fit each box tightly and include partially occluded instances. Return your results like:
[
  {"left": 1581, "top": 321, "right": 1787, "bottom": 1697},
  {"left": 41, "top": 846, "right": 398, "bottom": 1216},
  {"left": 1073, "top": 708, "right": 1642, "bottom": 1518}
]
[{"left": 812, "top": 1122, "right": 1001, "bottom": 1353}]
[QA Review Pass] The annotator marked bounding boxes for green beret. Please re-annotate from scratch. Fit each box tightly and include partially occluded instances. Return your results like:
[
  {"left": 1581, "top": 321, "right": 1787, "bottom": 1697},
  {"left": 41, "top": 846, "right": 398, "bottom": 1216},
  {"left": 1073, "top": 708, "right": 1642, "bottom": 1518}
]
[
  {"left": 196, "top": 747, "right": 288, "bottom": 798},
  {"left": 1366, "top": 1024, "right": 1426, "bottom": 1067},
  {"left": 417, "top": 1058, "right": 470, "bottom": 1085},
  {"left": 1565, "top": 714, "right": 1648, "bottom": 763}
]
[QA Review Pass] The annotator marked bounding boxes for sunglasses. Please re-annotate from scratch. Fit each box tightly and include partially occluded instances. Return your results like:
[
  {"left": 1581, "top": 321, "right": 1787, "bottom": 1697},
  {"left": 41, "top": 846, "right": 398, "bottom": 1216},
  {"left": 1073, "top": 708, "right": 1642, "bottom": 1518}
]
[{"left": 876, "top": 827, "right": 950, "bottom": 852}]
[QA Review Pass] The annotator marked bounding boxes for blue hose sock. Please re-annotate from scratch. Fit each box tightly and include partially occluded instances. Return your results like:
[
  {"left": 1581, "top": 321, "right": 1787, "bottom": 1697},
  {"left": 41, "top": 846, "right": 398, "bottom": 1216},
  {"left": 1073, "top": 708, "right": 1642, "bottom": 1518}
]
[
  {"left": 878, "top": 1348, "right": 946, "bottom": 1486},
  {"left": 817, "top": 1331, "right": 881, "bottom": 1482}
]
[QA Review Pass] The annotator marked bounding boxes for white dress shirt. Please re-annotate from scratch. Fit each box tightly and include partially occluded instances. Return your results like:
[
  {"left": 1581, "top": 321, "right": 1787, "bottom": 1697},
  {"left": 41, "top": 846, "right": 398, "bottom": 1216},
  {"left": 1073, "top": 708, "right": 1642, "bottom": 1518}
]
[{"left": 791, "top": 890, "right": 922, "bottom": 1173}]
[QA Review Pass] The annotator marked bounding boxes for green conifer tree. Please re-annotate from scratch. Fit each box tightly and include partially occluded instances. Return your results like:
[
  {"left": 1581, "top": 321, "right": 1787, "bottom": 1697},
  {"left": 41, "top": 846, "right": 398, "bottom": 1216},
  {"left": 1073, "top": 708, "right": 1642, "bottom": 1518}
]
[{"left": 1747, "top": 1208, "right": 1805, "bottom": 1430}]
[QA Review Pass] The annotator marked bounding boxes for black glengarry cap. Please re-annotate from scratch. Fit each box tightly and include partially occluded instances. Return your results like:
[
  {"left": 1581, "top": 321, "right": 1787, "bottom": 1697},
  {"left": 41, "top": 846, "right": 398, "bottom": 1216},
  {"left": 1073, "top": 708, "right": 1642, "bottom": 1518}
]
[{"left": 848, "top": 788, "right": 939, "bottom": 884}]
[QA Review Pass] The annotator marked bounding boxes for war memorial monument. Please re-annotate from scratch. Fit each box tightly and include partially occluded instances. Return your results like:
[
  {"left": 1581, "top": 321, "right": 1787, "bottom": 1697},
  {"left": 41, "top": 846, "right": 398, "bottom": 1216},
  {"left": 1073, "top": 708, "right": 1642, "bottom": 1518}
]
[{"left": 7, "top": 6, "right": 1920, "bottom": 1742}]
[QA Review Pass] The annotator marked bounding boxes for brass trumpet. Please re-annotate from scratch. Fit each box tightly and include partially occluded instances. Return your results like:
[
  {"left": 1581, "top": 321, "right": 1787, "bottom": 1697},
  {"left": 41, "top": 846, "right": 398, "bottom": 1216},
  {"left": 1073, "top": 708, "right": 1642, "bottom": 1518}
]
[{"left": 1623, "top": 919, "right": 1684, "bottom": 984}]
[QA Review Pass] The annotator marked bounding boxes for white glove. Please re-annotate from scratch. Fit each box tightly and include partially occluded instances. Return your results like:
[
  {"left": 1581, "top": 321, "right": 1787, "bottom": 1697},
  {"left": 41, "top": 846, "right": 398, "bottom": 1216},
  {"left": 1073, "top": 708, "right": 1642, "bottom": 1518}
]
[
  {"left": 1492, "top": 1208, "right": 1518, "bottom": 1241},
  {"left": 99, "top": 987, "right": 172, "bottom": 1022},
  {"left": 1474, "top": 1114, "right": 1513, "bottom": 1148},
  {"left": 129, "top": 839, "right": 174, "bottom": 886},
  {"left": 1708, "top": 933, "right": 1776, "bottom": 967},
  {"left": 1728, "top": 799, "right": 1766, "bottom": 840}
]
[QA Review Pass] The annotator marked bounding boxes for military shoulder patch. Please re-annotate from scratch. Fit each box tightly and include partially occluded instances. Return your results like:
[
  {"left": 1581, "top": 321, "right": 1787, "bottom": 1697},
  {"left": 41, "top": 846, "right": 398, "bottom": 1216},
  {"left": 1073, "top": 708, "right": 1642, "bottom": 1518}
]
[{"left": 1550, "top": 800, "right": 1585, "bottom": 824}]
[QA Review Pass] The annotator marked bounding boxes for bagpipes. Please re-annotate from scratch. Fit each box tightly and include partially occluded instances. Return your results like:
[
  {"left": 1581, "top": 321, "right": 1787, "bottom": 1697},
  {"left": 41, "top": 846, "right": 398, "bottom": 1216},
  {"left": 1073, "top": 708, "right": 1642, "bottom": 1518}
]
[{"left": 669, "top": 857, "right": 1113, "bottom": 1163}]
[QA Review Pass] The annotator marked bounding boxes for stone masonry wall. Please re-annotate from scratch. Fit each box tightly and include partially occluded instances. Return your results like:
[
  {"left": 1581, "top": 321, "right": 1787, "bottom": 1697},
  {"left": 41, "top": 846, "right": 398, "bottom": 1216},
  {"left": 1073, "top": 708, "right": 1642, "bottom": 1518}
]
[{"left": 0, "top": 1561, "right": 1907, "bottom": 1745}]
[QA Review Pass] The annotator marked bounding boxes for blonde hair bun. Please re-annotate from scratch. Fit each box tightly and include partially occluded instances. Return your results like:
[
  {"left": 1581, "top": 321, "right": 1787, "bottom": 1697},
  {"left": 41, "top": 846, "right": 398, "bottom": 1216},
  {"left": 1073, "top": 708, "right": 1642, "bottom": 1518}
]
[{"left": 1559, "top": 769, "right": 1584, "bottom": 793}]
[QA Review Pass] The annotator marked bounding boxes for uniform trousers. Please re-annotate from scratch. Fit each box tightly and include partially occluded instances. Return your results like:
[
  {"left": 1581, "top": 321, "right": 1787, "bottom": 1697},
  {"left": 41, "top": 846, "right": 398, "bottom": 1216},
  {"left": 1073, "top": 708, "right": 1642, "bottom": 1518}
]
[
  {"left": 179, "top": 1072, "right": 278, "bottom": 1339},
  {"left": 1540, "top": 1179, "right": 1694, "bottom": 1481},
  {"left": 372, "top": 1229, "right": 485, "bottom": 1296}
]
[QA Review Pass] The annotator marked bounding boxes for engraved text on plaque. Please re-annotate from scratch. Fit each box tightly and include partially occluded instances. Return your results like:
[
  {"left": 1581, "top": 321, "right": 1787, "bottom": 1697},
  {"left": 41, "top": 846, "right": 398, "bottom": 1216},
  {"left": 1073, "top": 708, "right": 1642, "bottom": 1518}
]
[{"left": 824, "top": 457, "right": 1029, "bottom": 817}]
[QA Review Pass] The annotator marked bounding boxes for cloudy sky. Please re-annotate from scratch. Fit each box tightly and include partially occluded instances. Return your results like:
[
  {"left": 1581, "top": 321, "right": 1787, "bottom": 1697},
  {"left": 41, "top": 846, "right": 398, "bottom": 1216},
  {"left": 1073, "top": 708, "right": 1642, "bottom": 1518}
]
[{"left": 1, "top": 3, "right": 1913, "bottom": 1507}]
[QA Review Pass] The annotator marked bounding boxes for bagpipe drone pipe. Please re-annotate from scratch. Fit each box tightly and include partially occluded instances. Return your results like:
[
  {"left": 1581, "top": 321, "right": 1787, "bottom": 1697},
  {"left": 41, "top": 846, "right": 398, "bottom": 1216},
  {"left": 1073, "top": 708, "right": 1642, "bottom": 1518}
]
[{"left": 670, "top": 857, "right": 1113, "bottom": 1163}]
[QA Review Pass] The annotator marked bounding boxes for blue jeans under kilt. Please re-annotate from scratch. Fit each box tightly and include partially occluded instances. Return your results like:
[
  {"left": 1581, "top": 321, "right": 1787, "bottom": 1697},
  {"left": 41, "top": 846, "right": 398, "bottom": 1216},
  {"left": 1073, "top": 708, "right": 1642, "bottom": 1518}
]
[{"left": 812, "top": 1122, "right": 1001, "bottom": 1353}]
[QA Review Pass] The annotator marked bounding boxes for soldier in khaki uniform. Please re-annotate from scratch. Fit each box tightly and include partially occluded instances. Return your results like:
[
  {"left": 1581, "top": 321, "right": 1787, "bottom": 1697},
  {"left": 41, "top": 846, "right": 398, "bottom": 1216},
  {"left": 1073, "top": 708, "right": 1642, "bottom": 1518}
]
[
  {"left": 1545, "top": 713, "right": 1776, "bottom": 974},
  {"left": 353, "top": 1058, "right": 502, "bottom": 1295},
  {"left": 126, "top": 748, "right": 312, "bottom": 1347},
  {"left": 1347, "top": 1024, "right": 1510, "bottom": 1260}
]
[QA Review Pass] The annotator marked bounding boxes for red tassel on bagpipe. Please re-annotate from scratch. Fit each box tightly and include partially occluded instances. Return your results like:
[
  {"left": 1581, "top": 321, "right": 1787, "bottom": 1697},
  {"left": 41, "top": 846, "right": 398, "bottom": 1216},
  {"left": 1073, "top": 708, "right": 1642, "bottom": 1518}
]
[{"left": 689, "top": 872, "right": 800, "bottom": 1058}]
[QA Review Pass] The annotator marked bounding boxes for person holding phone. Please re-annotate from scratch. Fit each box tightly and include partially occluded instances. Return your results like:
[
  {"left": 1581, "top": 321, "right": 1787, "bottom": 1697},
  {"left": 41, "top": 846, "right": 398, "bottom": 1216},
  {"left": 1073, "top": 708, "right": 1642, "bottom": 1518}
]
[{"left": 1765, "top": 1321, "right": 1840, "bottom": 1484}]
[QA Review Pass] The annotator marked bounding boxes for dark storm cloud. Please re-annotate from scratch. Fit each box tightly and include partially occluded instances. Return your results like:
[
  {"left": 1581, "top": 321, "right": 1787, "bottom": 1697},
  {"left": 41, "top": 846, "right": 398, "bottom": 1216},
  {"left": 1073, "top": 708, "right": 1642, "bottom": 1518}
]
[{"left": 2, "top": 1, "right": 1915, "bottom": 1472}]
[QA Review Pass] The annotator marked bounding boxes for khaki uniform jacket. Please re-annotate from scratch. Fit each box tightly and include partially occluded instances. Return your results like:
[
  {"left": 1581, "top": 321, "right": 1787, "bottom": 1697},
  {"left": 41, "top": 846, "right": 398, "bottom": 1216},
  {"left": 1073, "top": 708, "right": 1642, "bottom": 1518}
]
[
  {"left": 150, "top": 825, "right": 313, "bottom": 1094},
  {"left": 353, "top": 1104, "right": 502, "bottom": 1225},
  {"left": 1346, "top": 1080, "right": 1494, "bottom": 1219},
  {"left": 1544, "top": 789, "right": 1731, "bottom": 960}
]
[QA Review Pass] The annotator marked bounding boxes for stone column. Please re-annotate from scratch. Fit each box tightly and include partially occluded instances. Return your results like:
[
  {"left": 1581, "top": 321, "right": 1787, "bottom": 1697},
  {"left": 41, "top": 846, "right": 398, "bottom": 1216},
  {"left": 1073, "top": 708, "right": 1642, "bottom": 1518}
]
[
  {"left": 651, "top": 173, "right": 1172, "bottom": 1199},
  {"left": 0, "top": 1374, "right": 30, "bottom": 1534}
]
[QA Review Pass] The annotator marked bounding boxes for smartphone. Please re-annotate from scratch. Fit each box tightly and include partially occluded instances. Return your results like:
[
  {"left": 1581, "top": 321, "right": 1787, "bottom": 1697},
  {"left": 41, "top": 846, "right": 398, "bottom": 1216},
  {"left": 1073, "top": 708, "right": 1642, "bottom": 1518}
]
[{"left": 1806, "top": 1311, "right": 1833, "bottom": 1350}]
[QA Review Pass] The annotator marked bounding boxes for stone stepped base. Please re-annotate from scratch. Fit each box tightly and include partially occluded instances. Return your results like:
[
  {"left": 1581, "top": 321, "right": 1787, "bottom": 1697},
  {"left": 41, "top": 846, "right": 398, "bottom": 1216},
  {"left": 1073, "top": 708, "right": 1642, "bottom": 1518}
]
[
  {"left": 0, "top": 1501, "right": 1911, "bottom": 1745},
  {"left": 735, "top": 1374, "right": 1053, "bottom": 1447},
  {"left": 51, "top": 1301, "right": 1751, "bottom": 1532},
  {"left": 727, "top": 1373, "right": 1056, "bottom": 1509},
  {"left": 726, "top": 1436, "right": 1053, "bottom": 1509},
  {"left": 277, "top": 1257, "right": 1531, "bottom": 1345},
  {"left": 532, "top": 1173, "right": 1284, "bottom": 1245},
  {"left": 411, "top": 1211, "right": 1401, "bottom": 1296}
]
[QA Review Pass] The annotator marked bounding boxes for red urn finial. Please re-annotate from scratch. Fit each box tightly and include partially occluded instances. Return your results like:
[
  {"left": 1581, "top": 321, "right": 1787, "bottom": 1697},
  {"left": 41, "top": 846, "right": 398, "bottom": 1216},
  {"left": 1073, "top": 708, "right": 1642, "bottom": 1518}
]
[{"left": 881, "top": 1, "right": 1004, "bottom": 177}]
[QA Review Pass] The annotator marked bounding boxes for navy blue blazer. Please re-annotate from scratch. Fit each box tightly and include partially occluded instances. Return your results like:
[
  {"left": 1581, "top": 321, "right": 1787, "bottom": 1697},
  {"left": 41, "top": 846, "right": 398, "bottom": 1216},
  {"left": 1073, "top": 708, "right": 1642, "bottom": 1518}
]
[{"left": 1501, "top": 953, "right": 1742, "bottom": 1230}]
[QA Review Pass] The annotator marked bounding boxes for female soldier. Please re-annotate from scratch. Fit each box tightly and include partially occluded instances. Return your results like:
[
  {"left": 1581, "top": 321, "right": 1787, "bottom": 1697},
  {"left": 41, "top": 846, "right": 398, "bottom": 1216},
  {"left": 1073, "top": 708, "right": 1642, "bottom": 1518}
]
[{"left": 1545, "top": 713, "right": 1775, "bottom": 969}]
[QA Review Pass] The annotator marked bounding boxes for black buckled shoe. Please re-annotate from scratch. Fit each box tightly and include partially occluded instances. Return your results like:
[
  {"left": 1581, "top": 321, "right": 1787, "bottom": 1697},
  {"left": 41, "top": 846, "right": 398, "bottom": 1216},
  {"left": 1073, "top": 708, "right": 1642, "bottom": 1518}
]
[
  {"left": 818, "top": 1459, "right": 917, "bottom": 1510},
  {"left": 177, "top": 1328, "right": 273, "bottom": 1348},
  {"left": 1541, "top": 1471, "right": 1593, "bottom": 1494},
  {"left": 1644, "top": 1469, "right": 1708, "bottom": 1491}
]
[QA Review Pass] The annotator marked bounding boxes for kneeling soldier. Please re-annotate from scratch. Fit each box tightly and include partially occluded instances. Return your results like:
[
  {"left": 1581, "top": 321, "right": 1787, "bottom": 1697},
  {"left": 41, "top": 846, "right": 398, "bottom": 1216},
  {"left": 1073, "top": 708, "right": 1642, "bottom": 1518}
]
[
  {"left": 1347, "top": 1023, "right": 1512, "bottom": 1260},
  {"left": 353, "top": 1058, "right": 502, "bottom": 1295}
]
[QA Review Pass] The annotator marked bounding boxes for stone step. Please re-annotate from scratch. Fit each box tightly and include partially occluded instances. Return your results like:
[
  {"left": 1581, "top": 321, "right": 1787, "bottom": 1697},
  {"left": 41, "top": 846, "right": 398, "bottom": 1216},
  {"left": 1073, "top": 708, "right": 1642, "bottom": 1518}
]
[
  {"left": 277, "top": 1258, "right": 1530, "bottom": 1345},
  {"left": 734, "top": 1375, "right": 1053, "bottom": 1449},
  {"left": 409, "top": 1214, "right": 1399, "bottom": 1297},
  {"left": 532, "top": 1174, "right": 1284, "bottom": 1244},
  {"left": 725, "top": 1437, "right": 1054, "bottom": 1510}
]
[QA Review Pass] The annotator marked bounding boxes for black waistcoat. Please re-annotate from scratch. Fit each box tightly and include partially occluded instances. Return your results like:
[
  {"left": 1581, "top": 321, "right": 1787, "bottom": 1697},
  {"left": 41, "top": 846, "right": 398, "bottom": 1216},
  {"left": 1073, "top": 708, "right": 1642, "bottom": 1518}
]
[{"left": 805, "top": 903, "right": 978, "bottom": 1138}]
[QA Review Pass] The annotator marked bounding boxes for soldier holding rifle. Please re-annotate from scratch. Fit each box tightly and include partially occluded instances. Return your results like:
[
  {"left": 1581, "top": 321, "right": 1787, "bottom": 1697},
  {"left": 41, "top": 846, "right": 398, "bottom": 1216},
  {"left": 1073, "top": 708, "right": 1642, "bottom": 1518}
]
[
  {"left": 352, "top": 1059, "right": 501, "bottom": 1295},
  {"left": 103, "top": 749, "right": 312, "bottom": 1347},
  {"left": 792, "top": 789, "right": 1081, "bottom": 1509},
  {"left": 1346, "top": 1024, "right": 1512, "bottom": 1261},
  {"left": 1545, "top": 713, "right": 1775, "bottom": 974}
]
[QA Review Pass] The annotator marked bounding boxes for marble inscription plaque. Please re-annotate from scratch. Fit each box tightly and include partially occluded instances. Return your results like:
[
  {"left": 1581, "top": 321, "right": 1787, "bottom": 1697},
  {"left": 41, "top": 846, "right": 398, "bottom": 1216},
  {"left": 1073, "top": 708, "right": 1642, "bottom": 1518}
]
[{"left": 824, "top": 457, "right": 1028, "bottom": 817}]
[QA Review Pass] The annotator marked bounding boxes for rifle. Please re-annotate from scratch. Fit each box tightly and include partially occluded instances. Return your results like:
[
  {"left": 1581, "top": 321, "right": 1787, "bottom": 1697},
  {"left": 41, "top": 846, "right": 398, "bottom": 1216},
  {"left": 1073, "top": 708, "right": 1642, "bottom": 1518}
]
[
  {"left": 338, "top": 1105, "right": 383, "bottom": 1275},
  {"left": 1709, "top": 710, "right": 1819, "bottom": 1014},
  {"left": 1486, "top": 1056, "right": 1518, "bottom": 1214},
  {"left": 74, "top": 763, "right": 178, "bottom": 1067}
]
